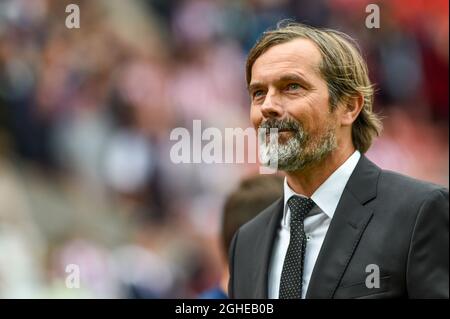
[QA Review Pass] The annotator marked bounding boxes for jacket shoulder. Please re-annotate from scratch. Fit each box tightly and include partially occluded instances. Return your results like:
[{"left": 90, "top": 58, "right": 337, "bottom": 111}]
[{"left": 378, "top": 169, "right": 448, "bottom": 196}]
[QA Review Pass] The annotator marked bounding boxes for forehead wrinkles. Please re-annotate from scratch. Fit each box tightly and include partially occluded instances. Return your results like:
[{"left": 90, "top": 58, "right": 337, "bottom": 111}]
[
  {"left": 251, "top": 39, "right": 323, "bottom": 82},
  {"left": 252, "top": 54, "right": 322, "bottom": 85}
]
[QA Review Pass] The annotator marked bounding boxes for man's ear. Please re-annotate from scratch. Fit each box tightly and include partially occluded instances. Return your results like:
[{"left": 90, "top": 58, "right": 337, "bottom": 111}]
[{"left": 340, "top": 94, "right": 364, "bottom": 127}]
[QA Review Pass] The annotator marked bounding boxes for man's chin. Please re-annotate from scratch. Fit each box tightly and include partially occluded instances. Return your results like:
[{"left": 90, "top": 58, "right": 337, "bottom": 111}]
[{"left": 276, "top": 159, "right": 304, "bottom": 172}]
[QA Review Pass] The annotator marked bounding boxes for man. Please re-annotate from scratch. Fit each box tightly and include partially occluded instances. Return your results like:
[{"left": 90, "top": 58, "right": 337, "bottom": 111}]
[
  {"left": 228, "top": 22, "right": 449, "bottom": 299},
  {"left": 199, "top": 174, "right": 283, "bottom": 298}
]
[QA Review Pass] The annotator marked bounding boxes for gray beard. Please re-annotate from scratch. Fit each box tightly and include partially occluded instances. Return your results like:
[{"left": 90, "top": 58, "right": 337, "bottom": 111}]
[{"left": 263, "top": 126, "right": 338, "bottom": 172}]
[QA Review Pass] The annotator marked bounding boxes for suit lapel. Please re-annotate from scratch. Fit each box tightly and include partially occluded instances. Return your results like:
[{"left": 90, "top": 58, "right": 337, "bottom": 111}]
[
  {"left": 306, "top": 155, "right": 380, "bottom": 298},
  {"left": 253, "top": 198, "right": 284, "bottom": 298}
]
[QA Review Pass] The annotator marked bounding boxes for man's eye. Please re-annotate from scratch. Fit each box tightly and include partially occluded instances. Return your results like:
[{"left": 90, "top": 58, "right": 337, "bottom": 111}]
[
  {"left": 286, "top": 83, "right": 301, "bottom": 91},
  {"left": 253, "top": 90, "right": 265, "bottom": 98}
]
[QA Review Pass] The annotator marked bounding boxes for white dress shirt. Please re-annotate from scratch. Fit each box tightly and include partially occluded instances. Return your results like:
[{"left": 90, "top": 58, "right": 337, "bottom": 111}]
[{"left": 268, "top": 150, "right": 361, "bottom": 299}]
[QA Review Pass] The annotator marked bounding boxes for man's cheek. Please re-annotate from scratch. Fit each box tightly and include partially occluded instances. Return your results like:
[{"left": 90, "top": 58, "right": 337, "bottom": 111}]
[
  {"left": 250, "top": 108, "right": 262, "bottom": 128},
  {"left": 250, "top": 107, "right": 258, "bottom": 128}
]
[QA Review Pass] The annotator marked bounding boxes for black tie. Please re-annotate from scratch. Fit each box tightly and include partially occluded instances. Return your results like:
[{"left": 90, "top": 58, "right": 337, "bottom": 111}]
[{"left": 279, "top": 195, "right": 315, "bottom": 299}]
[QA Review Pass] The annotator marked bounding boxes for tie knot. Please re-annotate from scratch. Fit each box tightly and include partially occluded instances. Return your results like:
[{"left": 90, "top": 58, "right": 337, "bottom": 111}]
[{"left": 287, "top": 196, "right": 315, "bottom": 223}]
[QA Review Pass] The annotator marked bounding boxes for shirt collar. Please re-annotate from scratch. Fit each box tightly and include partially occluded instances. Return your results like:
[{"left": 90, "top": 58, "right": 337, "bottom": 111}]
[{"left": 283, "top": 150, "right": 361, "bottom": 221}]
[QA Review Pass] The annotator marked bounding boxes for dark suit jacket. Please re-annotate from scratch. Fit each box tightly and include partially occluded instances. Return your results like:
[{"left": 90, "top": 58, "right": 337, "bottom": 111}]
[{"left": 228, "top": 155, "right": 449, "bottom": 299}]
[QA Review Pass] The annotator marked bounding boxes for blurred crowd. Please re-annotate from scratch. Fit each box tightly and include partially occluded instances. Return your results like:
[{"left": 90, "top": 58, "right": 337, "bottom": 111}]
[{"left": 0, "top": 0, "right": 448, "bottom": 298}]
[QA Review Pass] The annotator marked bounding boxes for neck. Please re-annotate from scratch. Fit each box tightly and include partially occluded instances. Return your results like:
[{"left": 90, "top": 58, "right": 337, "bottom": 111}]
[{"left": 286, "top": 145, "right": 356, "bottom": 197}]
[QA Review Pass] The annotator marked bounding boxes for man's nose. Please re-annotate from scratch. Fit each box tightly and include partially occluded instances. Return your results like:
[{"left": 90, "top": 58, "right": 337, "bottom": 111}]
[{"left": 260, "top": 92, "right": 283, "bottom": 119}]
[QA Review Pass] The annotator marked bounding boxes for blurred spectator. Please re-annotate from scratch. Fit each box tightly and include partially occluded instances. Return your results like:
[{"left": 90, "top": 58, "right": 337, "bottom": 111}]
[{"left": 199, "top": 174, "right": 284, "bottom": 299}]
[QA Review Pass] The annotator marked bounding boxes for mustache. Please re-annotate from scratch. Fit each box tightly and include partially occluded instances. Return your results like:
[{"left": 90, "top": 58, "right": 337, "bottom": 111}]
[{"left": 259, "top": 118, "right": 302, "bottom": 131}]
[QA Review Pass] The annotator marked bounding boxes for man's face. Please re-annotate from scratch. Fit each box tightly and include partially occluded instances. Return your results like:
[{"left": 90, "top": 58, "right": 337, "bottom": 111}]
[{"left": 249, "top": 38, "right": 339, "bottom": 171}]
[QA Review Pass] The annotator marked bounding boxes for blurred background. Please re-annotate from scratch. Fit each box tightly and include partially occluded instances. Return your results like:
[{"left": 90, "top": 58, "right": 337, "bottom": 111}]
[{"left": 0, "top": 0, "right": 448, "bottom": 298}]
